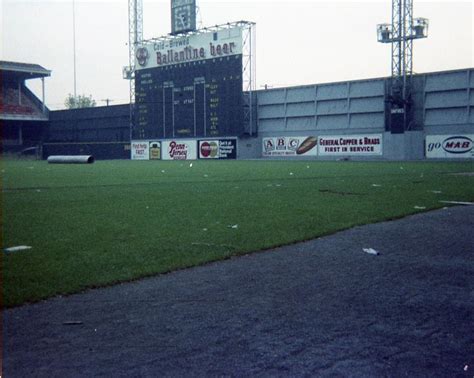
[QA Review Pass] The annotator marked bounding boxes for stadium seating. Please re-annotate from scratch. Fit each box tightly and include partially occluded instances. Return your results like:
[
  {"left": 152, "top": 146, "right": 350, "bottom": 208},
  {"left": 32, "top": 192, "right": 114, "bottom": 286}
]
[{"left": 0, "top": 85, "right": 42, "bottom": 116}]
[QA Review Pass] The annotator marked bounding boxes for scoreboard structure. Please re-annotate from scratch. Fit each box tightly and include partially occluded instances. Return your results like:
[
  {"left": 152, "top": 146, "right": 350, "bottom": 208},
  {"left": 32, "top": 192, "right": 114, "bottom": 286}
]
[{"left": 132, "top": 22, "right": 254, "bottom": 142}]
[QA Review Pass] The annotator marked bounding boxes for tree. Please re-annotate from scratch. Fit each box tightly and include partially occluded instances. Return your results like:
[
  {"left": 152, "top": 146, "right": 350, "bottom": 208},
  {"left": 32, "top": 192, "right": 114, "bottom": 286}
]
[{"left": 64, "top": 94, "right": 97, "bottom": 109}]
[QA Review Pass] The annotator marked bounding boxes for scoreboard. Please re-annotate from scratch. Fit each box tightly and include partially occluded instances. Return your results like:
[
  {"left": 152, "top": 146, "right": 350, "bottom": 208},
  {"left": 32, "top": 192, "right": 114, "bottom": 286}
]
[{"left": 133, "top": 26, "right": 244, "bottom": 140}]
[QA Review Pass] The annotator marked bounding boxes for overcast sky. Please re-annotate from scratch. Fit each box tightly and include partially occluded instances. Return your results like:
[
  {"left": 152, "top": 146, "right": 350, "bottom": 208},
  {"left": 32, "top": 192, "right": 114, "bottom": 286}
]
[{"left": 1, "top": 0, "right": 473, "bottom": 110}]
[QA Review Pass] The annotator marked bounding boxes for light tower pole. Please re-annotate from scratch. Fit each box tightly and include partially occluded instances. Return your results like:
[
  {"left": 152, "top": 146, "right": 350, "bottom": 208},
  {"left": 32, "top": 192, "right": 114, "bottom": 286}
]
[
  {"left": 377, "top": 0, "right": 428, "bottom": 132},
  {"left": 123, "top": 0, "right": 143, "bottom": 140}
]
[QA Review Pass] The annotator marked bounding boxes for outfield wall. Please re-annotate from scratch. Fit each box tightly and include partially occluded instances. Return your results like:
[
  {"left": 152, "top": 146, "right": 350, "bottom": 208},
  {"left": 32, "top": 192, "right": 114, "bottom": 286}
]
[
  {"left": 255, "top": 68, "right": 474, "bottom": 160},
  {"left": 45, "top": 68, "right": 473, "bottom": 160}
]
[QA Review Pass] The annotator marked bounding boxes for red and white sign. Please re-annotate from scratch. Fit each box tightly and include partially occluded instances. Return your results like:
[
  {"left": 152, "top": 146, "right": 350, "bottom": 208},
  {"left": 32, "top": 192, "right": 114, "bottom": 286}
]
[
  {"left": 262, "top": 136, "right": 318, "bottom": 157},
  {"left": 318, "top": 134, "right": 383, "bottom": 156},
  {"left": 135, "top": 26, "right": 243, "bottom": 70},
  {"left": 131, "top": 141, "right": 150, "bottom": 160},
  {"left": 199, "top": 140, "right": 220, "bottom": 159},
  {"left": 162, "top": 140, "right": 197, "bottom": 160},
  {"left": 426, "top": 135, "right": 474, "bottom": 158}
]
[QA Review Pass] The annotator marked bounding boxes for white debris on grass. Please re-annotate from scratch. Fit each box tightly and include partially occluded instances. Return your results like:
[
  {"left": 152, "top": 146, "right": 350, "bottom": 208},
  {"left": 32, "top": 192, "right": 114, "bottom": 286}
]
[
  {"left": 439, "top": 200, "right": 474, "bottom": 206},
  {"left": 289, "top": 172, "right": 294, "bottom": 176},
  {"left": 4, "top": 246, "right": 32, "bottom": 253},
  {"left": 372, "top": 184, "right": 382, "bottom": 187},
  {"left": 202, "top": 228, "right": 208, "bottom": 232},
  {"left": 306, "top": 165, "right": 310, "bottom": 169},
  {"left": 204, "top": 174, "right": 208, "bottom": 178},
  {"left": 161, "top": 170, "right": 165, "bottom": 173},
  {"left": 362, "top": 248, "right": 379, "bottom": 256},
  {"left": 275, "top": 184, "right": 282, "bottom": 187},
  {"left": 228, "top": 224, "right": 239, "bottom": 229},
  {"left": 414, "top": 206, "right": 426, "bottom": 210},
  {"left": 189, "top": 163, "right": 193, "bottom": 167},
  {"left": 430, "top": 190, "right": 442, "bottom": 194}
]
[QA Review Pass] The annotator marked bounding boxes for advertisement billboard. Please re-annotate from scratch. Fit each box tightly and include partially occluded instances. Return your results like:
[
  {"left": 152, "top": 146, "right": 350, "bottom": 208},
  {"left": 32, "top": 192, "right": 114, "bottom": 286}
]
[
  {"left": 262, "top": 136, "right": 318, "bottom": 157},
  {"left": 131, "top": 141, "right": 150, "bottom": 160},
  {"left": 135, "top": 26, "right": 242, "bottom": 71},
  {"left": 199, "top": 139, "right": 237, "bottom": 159},
  {"left": 318, "top": 135, "right": 383, "bottom": 156},
  {"left": 426, "top": 135, "right": 474, "bottom": 158},
  {"left": 162, "top": 140, "right": 197, "bottom": 160}
]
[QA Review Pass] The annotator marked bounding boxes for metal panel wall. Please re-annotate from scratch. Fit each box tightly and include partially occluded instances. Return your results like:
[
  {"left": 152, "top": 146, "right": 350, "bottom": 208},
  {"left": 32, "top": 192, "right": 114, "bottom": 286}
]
[
  {"left": 257, "top": 78, "right": 386, "bottom": 136},
  {"left": 256, "top": 68, "right": 474, "bottom": 139},
  {"left": 422, "top": 69, "right": 474, "bottom": 134}
]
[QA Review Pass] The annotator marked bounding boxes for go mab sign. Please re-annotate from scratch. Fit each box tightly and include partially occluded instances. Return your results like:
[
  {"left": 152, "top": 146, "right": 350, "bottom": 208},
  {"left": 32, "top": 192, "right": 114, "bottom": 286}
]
[
  {"left": 199, "top": 139, "right": 237, "bottom": 159},
  {"left": 426, "top": 135, "right": 474, "bottom": 158}
]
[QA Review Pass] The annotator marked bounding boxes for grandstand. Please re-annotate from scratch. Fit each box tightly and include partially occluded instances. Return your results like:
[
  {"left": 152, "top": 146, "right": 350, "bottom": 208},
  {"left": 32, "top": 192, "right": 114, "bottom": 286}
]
[{"left": 1, "top": 61, "right": 51, "bottom": 154}]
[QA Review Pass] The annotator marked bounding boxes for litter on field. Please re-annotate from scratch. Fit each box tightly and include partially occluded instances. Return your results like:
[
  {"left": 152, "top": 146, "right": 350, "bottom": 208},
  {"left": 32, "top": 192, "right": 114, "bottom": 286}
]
[
  {"left": 372, "top": 184, "right": 382, "bottom": 187},
  {"left": 430, "top": 190, "right": 442, "bottom": 194},
  {"left": 4, "top": 246, "right": 32, "bottom": 253},
  {"left": 289, "top": 172, "right": 294, "bottom": 176},
  {"left": 414, "top": 206, "right": 426, "bottom": 210},
  {"left": 228, "top": 224, "right": 239, "bottom": 229},
  {"left": 363, "top": 248, "right": 379, "bottom": 256},
  {"left": 439, "top": 200, "right": 474, "bottom": 206},
  {"left": 161, "top": 170, "right": 165, "bottom": 173},
  {"left": 63, "top": 321, "right": 83, "bottom": 326},
  {"left": 189, "top": 163, "right": 193, "bottom": 167}
]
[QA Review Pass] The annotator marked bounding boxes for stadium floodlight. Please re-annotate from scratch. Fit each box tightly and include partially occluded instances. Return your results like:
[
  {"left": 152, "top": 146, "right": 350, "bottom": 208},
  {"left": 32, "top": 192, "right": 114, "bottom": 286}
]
[{"left": 377, "top": 0, "right": 428, "bottom": 133}]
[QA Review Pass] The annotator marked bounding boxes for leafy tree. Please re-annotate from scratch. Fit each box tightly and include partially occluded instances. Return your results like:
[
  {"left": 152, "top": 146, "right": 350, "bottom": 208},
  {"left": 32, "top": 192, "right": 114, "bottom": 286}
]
[{"left": 64, "top": 94, "right": 97, "bottom": 109}]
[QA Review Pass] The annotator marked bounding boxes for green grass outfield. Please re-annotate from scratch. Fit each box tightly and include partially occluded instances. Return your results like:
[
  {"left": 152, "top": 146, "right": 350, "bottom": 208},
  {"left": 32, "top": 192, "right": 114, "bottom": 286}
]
[{"left": 2, "top": 159, "right": 473, "bottom": 307}]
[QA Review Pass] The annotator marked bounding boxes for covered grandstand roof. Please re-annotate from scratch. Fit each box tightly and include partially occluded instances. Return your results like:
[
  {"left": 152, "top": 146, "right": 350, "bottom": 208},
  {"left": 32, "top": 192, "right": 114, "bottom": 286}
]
[{"left": 0, "top": 60, "right": 51, "bottom": 80}]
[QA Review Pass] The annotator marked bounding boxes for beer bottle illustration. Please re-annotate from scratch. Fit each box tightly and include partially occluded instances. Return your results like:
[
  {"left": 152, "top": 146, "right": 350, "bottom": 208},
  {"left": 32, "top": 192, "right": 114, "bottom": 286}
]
[{"left": 149, "top": 142, "right": 161, "bottom": 160}]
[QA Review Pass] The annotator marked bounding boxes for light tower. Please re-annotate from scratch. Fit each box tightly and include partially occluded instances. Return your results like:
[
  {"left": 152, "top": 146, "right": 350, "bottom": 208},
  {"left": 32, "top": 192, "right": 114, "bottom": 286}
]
[
  {"left": 123, "top": 0, "right": 143, "bottom": 137},
  {"left": 377, "top": 0, "right": 428, "bottom": 132}
]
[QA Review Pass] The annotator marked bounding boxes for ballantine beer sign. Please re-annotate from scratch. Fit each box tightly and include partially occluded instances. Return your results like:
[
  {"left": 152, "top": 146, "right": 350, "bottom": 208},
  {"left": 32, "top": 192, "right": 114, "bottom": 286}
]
[{"left": 135, "top": 26, "right": 242, "bottom": 70}]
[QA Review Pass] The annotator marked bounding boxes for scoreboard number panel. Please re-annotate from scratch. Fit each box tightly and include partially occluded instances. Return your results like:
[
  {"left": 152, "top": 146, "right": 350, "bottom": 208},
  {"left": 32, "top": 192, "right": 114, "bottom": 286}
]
[
  {"left": 171, "top": 0, "right": 196, "bottom": 34},
  {"left": 134, "top": 56, "right": 243, "bottom": 139}
]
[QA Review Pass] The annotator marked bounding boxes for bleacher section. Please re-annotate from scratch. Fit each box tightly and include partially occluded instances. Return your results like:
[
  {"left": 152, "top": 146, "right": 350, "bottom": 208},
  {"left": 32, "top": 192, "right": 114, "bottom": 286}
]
[
  {"left": 1, "top": 86, "right": 41, "bottom": 115},
  {"left": 1, "top": 61, "right": 51, "bottom": 152}
]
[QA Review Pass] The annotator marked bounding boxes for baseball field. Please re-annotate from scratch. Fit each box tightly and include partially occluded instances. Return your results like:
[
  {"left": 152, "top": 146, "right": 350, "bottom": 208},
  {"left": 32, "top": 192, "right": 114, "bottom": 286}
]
[{"left": 2, "top": 159, "right": 473, "bottom": 307}]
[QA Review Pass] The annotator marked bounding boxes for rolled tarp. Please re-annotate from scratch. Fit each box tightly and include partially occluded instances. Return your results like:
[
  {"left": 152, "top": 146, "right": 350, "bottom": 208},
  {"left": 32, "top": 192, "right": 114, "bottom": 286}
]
[{"left": 47, "top": 155, "right": 95, "bottom": 164}]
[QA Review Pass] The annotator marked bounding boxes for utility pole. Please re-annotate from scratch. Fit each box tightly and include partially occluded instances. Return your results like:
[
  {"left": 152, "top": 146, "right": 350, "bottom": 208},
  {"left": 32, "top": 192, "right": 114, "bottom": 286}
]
[{"left": 72, "top": 0, "right": 77, "bottom": 101}]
